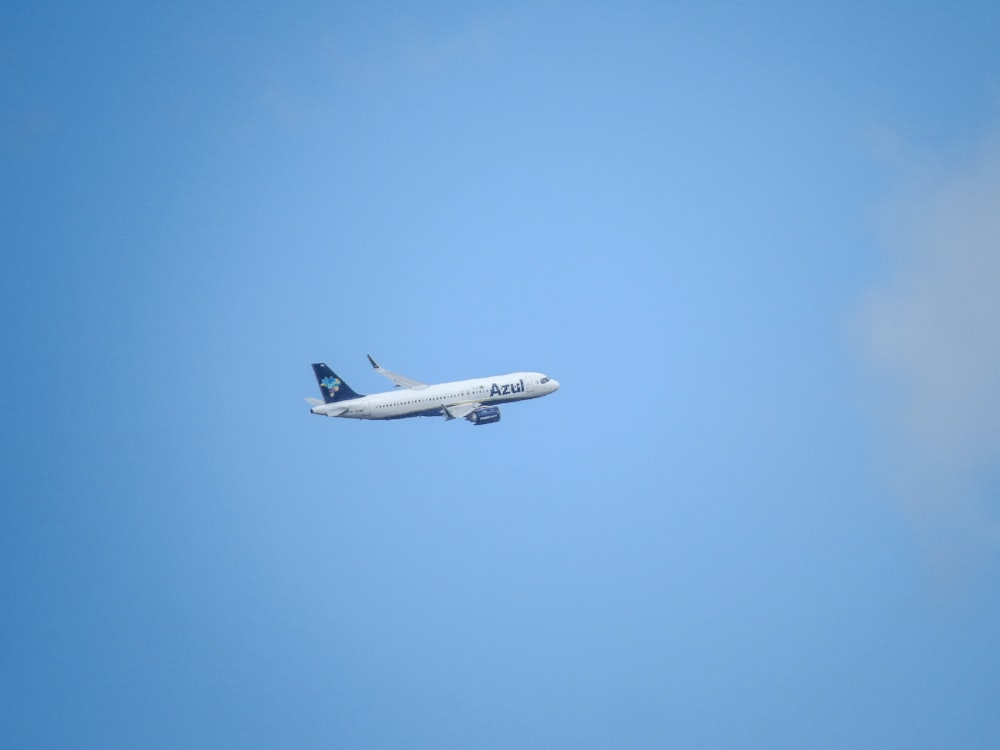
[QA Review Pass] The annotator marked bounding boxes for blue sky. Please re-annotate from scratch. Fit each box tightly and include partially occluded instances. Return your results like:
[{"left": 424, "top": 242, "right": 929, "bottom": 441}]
[{"left": 3, "top": 2, "right": 1000, "bottom": 748}]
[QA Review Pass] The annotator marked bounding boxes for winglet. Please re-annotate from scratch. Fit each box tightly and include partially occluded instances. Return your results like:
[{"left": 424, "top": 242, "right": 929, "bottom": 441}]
[{"left": 367, "top": 354, "right": 380, "bottom": 370}]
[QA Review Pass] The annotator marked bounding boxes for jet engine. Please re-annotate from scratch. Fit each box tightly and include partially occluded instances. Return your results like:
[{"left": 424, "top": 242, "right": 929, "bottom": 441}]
[{"left": 468, "top": 406, "right": 501, "bottom": 425}]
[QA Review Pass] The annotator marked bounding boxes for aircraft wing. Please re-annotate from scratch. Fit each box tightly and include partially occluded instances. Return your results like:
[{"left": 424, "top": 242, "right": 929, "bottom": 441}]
[
  {"left": 442, "top": 402, "right": 481, "bottom": 420},
  {"left": 367, "top": 354, "right": 429, "bottom": 390}
]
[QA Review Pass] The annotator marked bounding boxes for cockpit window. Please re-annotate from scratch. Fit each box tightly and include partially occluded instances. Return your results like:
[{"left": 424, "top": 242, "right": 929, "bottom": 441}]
[{"left": 540, "top": 377, "right": 549, "bottom": 384}]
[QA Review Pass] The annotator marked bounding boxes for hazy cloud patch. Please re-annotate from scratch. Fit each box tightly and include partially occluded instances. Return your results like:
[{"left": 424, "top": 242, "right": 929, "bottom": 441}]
[{"left": 860, "top": 133, "right": 1000, "bottom": 586}]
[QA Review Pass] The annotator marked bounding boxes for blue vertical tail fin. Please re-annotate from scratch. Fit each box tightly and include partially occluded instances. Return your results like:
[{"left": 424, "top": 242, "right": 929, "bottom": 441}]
[{"left": 311, "top": 363, "right": 364, "bottom": 403}]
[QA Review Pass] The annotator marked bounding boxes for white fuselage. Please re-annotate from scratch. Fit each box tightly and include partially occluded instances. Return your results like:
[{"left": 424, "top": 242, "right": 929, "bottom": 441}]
[{"left": 311, "top": 372, "right": 559, "bottom": 420}]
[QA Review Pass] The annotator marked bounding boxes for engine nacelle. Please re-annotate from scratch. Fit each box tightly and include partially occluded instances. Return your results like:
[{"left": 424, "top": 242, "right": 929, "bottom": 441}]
[{"left": 469, "top": 406, "right": 501, "bottom": 425}]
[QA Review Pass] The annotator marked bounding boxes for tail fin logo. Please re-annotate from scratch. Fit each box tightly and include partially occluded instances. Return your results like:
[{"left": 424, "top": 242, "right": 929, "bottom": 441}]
[{"left": 321, "top": 376, "right": 342, "bottom": 394}]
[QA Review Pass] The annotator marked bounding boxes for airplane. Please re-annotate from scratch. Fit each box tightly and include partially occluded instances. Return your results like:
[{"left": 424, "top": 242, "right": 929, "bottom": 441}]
[{"left": 306, "top": 355, "right": 559, "bottom": 425}]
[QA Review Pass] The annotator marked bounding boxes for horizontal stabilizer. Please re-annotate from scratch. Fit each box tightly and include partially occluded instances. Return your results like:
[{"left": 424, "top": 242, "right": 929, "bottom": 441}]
[{"left": 310, "top": 402, "right": 348, "bottom": 417}]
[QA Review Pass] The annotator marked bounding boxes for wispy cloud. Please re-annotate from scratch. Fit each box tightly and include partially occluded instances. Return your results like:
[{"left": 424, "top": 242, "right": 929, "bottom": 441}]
[{"left": 860, "top": 133, "right": 1000, "bottom": 585}]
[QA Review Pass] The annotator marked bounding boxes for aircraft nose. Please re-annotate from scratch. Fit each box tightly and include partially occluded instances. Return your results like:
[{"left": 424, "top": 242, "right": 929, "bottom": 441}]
[{"left": 549, "top": 379, "right": 560, "bottom": 391}]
